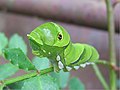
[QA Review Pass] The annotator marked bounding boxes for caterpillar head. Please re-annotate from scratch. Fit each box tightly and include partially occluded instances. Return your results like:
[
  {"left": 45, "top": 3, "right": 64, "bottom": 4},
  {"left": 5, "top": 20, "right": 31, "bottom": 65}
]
[{"left": 27, "top": 22, "right": 70, "bottom": 47}]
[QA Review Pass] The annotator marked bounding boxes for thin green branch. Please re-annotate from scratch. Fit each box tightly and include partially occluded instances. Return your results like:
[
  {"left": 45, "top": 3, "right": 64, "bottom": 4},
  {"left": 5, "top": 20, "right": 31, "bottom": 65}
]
[
  {"left": 105, "top": 0, "right": 117, "bottom": 90},
  {"left": 95, "top": 60, "right": 110, "bottom": 66},
  {"left": 3, "top": 67, "right": 54, "bottom": 85},
  {"left": 95, "top": 60, "right": 120, "bottom": 71},
  {"left": 106, "top": 0, "right": 116, "bottom": 65},
  {"left": 92, "top": 64, "right": 109, "bottom": 90}
]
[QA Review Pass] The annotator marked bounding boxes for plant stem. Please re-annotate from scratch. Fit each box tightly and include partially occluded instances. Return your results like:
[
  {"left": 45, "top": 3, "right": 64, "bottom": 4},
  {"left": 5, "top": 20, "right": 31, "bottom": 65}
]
[
  {"left": 95, "top": 60, "right": 110, "bottom": 66},
  {"left": 105, "top": 0, "right": 117, "bottom": 90},
  {"left": 4, "top": 67, "right": 54, "bottom": 85},
  {"left": 92, "top": 64, "right": 109, "bottom": 90}
]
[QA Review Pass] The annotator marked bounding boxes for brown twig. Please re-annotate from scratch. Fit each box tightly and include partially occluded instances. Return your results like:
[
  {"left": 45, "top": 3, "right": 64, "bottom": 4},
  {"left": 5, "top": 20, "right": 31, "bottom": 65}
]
[
  {"left": 111, "top": 64, "right": 120, "bottom": 72},
  {"left": 112, "top": 0, "right": 120, "bottom": 7}
]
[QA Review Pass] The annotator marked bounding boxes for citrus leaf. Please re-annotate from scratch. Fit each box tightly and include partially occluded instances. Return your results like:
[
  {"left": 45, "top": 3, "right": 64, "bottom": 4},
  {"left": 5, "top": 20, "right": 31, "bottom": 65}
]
[
  {"left": 0, "top": 32, "right": 8, "bottom": 55},
  {"left": 50, "top": 70, "right": 70, "bottom": 88},
  {"left": 0, "top": 63, "right": 19, "bottom": 80},
  {"left": 9, "top": 75, "right": 59, "bottom": 90},
  {"left": 68, "top": 77, "right": 85, "bottom": 90},
  {"left": 32, "top": 57, "right": 50, "bottom": 70},
  {"left": 9, "top": 34, "right": 27, "bottom": 55},
  {"left": 8, "top": 81, "right": 24, "bottom": 89},
  {"left": 0, "top": 84, "right": 5, "bottom": 90},
  {"left": 3, "top": 48, "right": 36, "bottom": 71}
]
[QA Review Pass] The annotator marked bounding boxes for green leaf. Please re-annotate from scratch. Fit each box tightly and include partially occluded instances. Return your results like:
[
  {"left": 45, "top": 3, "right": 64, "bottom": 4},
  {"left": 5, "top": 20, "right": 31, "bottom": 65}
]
[
  {"left": 0, "top": 32, "right": 8, "bottom": 55},
  {"left": 0, "top": 84, "right": 4, "bottom": 90},
  {"left": 0, "top": 63, "right": 19, "bottom": 80},
  {"left": 9, "top": 75, "right": 59, "bottom": 90},
  {"left": 8, "top": 81, "right": 24, "bottom": 89},
  {"left": 3, "top": 48, "right": 35, "bottom": 71},
  {"left": 50, "top": 70, "right": 70, "bottom": 88},
  {"left": 9, "top": 34, "right": 27, "bottom": 55},
  {"left": 32, "top": 57, "right": 50, "bottom": 70},
  {"left": 68, "top": 77, "right": 85, "bottom": 90}
]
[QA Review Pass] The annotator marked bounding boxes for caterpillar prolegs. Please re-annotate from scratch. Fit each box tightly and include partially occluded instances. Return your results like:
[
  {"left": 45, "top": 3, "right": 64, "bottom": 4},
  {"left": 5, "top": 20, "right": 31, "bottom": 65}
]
[{"left": 27, "top": 22, "right": 99, "bottom": 72}]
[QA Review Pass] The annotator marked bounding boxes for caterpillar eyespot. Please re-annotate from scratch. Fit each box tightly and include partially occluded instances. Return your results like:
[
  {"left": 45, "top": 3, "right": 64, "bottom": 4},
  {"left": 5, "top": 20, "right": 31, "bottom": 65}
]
[
  {"left": 58, "top": 33, "right": 62, "bottom": 40},
  {"left": 28, "top": 22, "right": 99, "bottom": 72}
]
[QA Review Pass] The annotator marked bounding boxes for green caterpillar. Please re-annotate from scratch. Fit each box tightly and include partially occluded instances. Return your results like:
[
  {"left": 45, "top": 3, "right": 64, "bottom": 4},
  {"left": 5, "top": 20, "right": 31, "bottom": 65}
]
[{"left": 27, "top": 22, "right": 99, "bottom": 72}]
